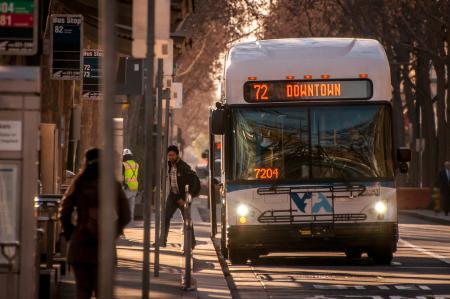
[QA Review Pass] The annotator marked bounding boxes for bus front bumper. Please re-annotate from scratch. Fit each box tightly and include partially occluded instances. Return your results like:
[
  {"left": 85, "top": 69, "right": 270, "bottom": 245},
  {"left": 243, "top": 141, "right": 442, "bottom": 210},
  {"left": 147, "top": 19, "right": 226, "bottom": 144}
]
[{"left": 227, "top": 222, "right": 398, "bottom": 252}]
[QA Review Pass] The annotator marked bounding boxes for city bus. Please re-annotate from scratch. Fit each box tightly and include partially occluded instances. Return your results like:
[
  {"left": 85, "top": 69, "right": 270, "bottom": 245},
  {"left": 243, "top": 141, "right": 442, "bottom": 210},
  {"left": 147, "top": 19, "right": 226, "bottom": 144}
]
[{"left": 209, "top": 38, "right": 411, "bottom": 265}]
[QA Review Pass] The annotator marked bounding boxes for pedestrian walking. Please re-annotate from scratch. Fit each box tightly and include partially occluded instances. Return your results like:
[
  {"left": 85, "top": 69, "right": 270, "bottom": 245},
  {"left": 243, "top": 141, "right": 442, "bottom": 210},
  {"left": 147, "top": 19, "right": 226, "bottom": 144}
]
[
  {"left": 161, "top": 145, "right": 200, "bottom": 247},
  {"left": 122, "top": 148, "right": 139, "bottom": 223},
  {"left": 438, "top": 161, "right": 450, "bottom": 216},
  {"left": 59, "top": 148, "right": 130, "bottom": 299}
]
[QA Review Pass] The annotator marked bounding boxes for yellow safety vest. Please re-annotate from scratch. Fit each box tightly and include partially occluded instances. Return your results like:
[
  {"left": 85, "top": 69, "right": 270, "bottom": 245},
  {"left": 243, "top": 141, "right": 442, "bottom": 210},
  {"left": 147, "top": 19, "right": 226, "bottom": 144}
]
[{"left": 123, "top": 160, "right": 139, "bottom": 191}]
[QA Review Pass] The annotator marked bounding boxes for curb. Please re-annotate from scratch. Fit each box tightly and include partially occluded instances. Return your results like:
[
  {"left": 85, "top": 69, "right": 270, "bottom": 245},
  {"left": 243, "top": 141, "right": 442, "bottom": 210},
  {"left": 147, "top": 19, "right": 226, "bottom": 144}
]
[
  {"left": 212, "top": 238, "right": 241, "bottom": 299},
  {"left": 399, "top": 210, "right": 450, "bottom": 225}
]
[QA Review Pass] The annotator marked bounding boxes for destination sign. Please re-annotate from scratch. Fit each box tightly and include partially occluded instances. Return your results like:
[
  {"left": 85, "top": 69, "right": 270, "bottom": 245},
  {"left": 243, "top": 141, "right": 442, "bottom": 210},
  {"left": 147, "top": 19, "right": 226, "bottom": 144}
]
[
  {"left": 243, "top": 79, "right": 372, "bottom": 102},
  {"left": 0, "top": 0, "right": 38, "bottom": 55},
  {"left": 50, "top": 14, "right": 83, "bottom": 80},
  {"left": 82, "top": 49, "right": 102, "bottom": 99}
]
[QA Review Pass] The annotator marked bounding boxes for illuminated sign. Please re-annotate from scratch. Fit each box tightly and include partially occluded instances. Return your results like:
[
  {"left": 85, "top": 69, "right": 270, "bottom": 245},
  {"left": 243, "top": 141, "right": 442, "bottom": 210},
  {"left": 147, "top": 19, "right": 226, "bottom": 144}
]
[
  {"left": 0, "top": 0, "right": 38, "bottom": 55},
  {"left": 243, "top": 79, "right": 372, "bottom": 102},
  {"left": 255, "top": 167, "right": 279, "bottom": 180}
]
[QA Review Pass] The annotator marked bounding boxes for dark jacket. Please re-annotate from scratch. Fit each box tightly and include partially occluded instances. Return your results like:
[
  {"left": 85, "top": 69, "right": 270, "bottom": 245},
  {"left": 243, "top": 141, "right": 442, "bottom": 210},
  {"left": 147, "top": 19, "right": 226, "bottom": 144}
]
[
  {"left": 168, "top": 158, "right": 195, "bottom": 198},
  {"left": 438, "top": 169, "right": 450, "bottom": 197},
  {"left": 59, "top": 165, "right": 130, "bottom": 264}
]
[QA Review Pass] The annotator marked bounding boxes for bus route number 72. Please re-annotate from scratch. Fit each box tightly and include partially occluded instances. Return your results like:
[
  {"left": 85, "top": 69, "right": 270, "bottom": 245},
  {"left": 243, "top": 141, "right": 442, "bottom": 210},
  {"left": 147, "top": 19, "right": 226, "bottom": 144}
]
[{"left": 253, "top": 84, "right": 269, "bottom": 101}]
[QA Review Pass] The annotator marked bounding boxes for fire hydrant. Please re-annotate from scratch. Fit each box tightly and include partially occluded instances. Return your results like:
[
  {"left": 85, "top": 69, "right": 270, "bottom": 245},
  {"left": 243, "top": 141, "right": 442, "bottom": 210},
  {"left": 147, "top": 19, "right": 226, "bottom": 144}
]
[{"left": 432, "top": 187, "right": 441, "bottom": 214}]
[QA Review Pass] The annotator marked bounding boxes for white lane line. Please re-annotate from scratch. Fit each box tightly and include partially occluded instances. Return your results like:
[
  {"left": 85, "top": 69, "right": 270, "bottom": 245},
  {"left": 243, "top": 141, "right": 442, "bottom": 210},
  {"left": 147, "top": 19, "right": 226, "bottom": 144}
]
[{"left": 399, "top": 238, "right": 450, "bottom": 265}]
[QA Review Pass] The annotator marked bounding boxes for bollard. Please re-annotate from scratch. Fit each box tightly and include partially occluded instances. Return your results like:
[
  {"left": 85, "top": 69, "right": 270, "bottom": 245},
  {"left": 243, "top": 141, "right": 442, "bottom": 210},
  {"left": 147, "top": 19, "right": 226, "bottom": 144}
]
[
  {"left": 432, "top": 187, "right": 441, "bottom": 214},
  {"left": 182, "top": 185, "right": 196, "bottom": 291}
]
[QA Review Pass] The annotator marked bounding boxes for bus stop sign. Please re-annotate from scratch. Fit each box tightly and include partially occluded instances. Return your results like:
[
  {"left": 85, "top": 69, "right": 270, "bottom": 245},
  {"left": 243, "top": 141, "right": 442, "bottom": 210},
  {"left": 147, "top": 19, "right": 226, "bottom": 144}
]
[
  {"left": 83, "top": 49, "right": 102, "bottom": 99},
  {"left": 0, "top": 0, "right": 38, "bottom": 55},
  {"left": 50, "top": 14, "right": 83, "bottom": 80}
]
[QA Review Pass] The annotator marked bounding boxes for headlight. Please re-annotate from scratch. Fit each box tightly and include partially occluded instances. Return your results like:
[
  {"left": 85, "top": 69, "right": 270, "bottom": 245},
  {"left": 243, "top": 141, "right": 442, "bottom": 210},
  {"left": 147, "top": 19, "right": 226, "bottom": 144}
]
[
  {"left": 374, "top": 201, "right": 387, "bottom": 214},
  {"left": 237, "top": 204, "right": 249, "bottom": 216}
]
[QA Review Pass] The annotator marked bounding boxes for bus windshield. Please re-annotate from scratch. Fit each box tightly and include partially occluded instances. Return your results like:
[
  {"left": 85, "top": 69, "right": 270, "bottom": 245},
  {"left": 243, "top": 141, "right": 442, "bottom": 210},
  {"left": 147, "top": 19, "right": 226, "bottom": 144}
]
[{"left": 232, "top": 104, "right": 394, "bottom": 181}]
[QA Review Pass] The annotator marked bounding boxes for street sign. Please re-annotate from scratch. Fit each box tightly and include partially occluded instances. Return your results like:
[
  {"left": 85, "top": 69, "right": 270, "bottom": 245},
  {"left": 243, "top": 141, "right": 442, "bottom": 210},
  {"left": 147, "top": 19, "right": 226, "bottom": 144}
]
[
  {"left": 116, "top": 57, "right": 144, "bottom": 96},
  {"left": 171, "top": 82, "right": 182, "bottom": 109},
  {"left": 50, "top": 14, "right": 83, "bottom": 80},
  {"left": 415, "top": 138, "right": 425, "bottom": 152},
  {"left": 83, "top": 49, "right": 102, "bottom": 99},
  {"left": 0, "top": 0, "right": 38, "bottom": 55},
  {"left": 132, "top": 0, "right": 171, "bottom": 58},
  {"left": 155, "top": 39, "right": 174, "bottom": 78},
  {"left": 0, "top": 120, "right": 22, "bottom": 151}
]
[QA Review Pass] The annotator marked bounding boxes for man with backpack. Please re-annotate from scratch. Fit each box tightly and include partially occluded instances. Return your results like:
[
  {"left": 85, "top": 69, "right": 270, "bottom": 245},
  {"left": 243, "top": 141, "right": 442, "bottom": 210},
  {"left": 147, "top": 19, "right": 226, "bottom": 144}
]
[{"left": 161, "top": 145, "right": 200, "bottom": 247}]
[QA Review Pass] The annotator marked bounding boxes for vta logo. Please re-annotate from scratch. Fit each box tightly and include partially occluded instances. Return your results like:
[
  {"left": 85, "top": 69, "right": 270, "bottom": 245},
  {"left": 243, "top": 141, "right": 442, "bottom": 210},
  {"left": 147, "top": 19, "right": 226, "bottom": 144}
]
[
  {"left": 289, "top": 192, "right": 332, "bottom": 214},
  {"left": 290, "top": 192, "right": 311, "bottom": 213}
]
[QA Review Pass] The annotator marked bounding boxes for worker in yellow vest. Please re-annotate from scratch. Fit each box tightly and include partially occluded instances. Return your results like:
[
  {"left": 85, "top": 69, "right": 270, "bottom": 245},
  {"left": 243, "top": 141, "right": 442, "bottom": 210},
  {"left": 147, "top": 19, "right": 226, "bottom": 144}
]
[{"left": 122, "top": 148, "right": 139, "bottom": 223}]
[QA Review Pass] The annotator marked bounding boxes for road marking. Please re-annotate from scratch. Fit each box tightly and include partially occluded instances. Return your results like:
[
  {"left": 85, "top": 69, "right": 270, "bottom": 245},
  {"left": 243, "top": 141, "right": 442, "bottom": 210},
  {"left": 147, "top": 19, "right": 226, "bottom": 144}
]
[
  {"left": 399, "top": 239, "right": 450, "bottom": 265},
  {"left": 302, "top": 296, "right": 450, "bottom": 299},
  {"left": 311, "top": 285, "right": 432, "bottom": 291}
]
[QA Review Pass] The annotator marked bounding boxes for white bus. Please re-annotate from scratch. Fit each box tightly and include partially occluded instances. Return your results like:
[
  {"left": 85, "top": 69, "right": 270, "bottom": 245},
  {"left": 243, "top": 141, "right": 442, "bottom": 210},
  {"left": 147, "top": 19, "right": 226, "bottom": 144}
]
[{"left": 210, "top": 38, "right": 411, "bottom": 265}]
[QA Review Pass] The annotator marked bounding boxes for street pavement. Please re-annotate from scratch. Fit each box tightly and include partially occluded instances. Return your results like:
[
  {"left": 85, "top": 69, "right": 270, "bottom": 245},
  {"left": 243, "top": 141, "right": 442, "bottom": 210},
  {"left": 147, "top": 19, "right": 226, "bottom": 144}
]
[
  {"left": 57, "top": 199, "right": 231, "bottom": 299},
  {"left": 399, "top": 209, "right": 450, "bottom": 225},
  {"left": 56, "top": 204, "right": 450, "bottom": 299},
  {"left": 222, "top": 214, "right": 450, "bottom": 299}
]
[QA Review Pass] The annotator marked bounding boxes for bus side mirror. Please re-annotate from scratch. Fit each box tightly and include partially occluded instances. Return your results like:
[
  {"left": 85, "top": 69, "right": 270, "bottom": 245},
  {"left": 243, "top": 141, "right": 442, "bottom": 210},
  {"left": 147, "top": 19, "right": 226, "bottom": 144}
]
[
  {"left": 397, "top": 147, "right": 411, "bottom": 174},
  {"left": 211, "top": 109, "right": 226, "bottom": 135}
]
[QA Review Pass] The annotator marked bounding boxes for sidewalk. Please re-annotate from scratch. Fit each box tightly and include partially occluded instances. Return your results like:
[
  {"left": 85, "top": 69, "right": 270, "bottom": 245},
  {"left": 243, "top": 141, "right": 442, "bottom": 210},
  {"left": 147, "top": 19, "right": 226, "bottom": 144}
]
[
  {"left": 57, "top": 199, "right": 231, "bottom": 299},
  {"left": 399, "top": 209, "right": 450, "bottom": 225}
]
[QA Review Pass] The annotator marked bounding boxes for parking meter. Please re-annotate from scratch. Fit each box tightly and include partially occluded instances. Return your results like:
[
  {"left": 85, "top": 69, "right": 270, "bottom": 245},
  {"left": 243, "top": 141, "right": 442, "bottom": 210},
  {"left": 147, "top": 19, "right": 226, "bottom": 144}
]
[{"left": 0, "top": 66, "right": 40, "bottom": 299}]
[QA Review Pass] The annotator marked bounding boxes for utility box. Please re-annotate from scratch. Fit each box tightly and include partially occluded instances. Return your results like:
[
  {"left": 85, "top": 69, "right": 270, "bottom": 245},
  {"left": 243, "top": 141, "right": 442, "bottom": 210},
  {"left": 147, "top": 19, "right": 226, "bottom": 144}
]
[
  {"left": 114, "top": 118, "right": 124, "bottom": 180},
  {"left": 0, "top": 66, "right": 40, "bottom": 299}
]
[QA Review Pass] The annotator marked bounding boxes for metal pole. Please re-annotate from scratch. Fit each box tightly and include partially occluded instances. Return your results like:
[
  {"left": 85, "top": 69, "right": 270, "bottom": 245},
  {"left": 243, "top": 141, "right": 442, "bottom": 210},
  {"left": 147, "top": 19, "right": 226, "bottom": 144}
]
[
  {"left": 99, "top": 0, "right": 117, "bottom": 297},
  {"left": 160, "top": 89, "right": 171, "bottom": 249},
  {"left": 183, "top": 185, "right": 193, "bottom": 290},
  {"left": 142, "top": 0, "right": 155, "bottom": 297},
  {"left": 154, "top": 58, "right": 164, "bottom": 277},
  {"left": 419, "top": 106, "right": 423, "bottom": 188},
  {"left": 170, "top": 110, "right": 174, "bottom": 145},
  {"left": 208, "top": 115, "right": 217, "bottom": 238}
]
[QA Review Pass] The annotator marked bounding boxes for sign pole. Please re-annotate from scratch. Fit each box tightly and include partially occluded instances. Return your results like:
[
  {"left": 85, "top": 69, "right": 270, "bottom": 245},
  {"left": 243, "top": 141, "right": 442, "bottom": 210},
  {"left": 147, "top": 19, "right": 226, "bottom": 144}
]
[
  {"left": 154, "top": 58, "right": 164, "bottom": 277},
  {"left": 160, "top": 88, "right": 171, "bottom": 251},
  {"left": 99, "top": 0, "right": 117, "bottom": 298},
  {"left": 419, "top": 106, "right": 423, "bottom": 188},
  {"left": 142, "top": 0, "right": 155, "bottom": 297},
  {"left": 208, "top": 115, "right": 217, "bottom": 238}
]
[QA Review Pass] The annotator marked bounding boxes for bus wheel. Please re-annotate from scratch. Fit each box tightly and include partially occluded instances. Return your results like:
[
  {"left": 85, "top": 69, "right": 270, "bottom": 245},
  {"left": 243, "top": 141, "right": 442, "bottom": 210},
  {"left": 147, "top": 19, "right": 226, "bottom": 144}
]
[
  {"left": 229, "top": 249, "right": 248, "bottom": 265},
  {"left": 368, "top": 247, "right": 393, "bottom": 265},
  {"left": 345, "top": 249, "right": 362, "bottom": 259}
]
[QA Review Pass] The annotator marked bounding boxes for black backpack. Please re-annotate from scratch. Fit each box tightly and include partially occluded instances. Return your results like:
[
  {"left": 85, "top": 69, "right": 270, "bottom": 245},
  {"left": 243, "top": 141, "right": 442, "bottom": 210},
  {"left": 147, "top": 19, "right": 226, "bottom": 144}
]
[{"left": 188, "top": 170, "right": 201, "bottom": 197}]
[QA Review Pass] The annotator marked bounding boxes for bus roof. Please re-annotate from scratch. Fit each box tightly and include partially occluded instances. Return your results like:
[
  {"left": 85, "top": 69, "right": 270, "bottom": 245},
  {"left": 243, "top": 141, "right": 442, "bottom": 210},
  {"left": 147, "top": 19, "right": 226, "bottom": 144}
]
[{"left": 224, "top": 38, "right": 391, "bottom": 104}]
